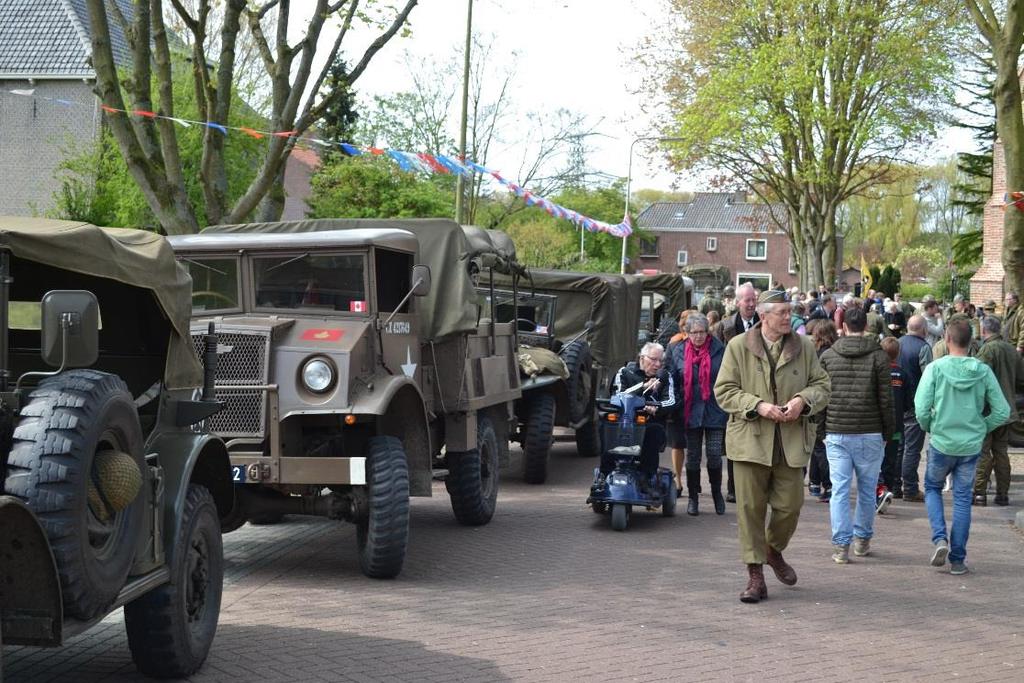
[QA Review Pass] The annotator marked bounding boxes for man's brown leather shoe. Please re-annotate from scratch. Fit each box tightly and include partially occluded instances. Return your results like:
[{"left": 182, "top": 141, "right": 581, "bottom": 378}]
[
  {"left": 766, "top": 546, "right": 798, "bottom": 586},
  {"left": 739, "top": 564, "right": 767, "bottom": 603}
]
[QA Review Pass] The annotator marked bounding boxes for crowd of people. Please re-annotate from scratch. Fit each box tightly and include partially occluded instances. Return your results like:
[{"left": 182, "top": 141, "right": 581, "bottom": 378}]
[{"left": 616, "top": 282, "right": 1019, "bottom": 603}]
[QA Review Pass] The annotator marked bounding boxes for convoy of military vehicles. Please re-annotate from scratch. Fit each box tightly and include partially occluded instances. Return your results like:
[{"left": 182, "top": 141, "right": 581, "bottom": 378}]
[{"left": 0, "top": 215, "right": 691, "bottom": 676}]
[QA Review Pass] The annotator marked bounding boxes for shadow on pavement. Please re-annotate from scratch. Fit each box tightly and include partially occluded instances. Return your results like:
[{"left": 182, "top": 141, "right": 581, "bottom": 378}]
[{"left": 2, "top": 623, "right": 510, "bottom": 683}]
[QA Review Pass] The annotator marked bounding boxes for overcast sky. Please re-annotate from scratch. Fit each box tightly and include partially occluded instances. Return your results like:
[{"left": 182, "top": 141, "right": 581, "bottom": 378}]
[
  {"left": 326, "top": 0, "right": 679, "bottom": 191},
  {"left": 322, "top": 0, "right": 973, "bottom": 194}
]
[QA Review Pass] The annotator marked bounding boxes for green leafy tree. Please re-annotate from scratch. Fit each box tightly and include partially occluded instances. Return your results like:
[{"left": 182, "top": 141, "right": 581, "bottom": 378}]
[
  {"left": 952, "top": 229, "right": 984, "bottom": 270},
  {"left": 950, "top": 43, "right": 995, "bottom": 221},
  {"left": 317, "top": 57, "right": 360, "bottom": 159},
  {"left": 306, "top": 155, "right": 453, "bottom": 219},
  {"left": 837, "top": 165, "right": 924, "bottom": 265},
  {"left": 504, "top": 220, "right": 579, "bottom": 269},
  {"left": 875, "top": 265, "right": 902, "bottom": 298},
  {"left": 497, "top": 180, "right": 635, "bottom": 272},
  {"left": 895, "top": 245, "right": 945, "bottom": 281},
  {"left": 643, "top": 0, "right": 958, "bottom": 288}
]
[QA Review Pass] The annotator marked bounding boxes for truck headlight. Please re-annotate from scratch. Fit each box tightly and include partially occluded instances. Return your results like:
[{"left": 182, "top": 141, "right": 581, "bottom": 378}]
[{"left": 301, "top": 358, "right": 335, "bottom": 393}]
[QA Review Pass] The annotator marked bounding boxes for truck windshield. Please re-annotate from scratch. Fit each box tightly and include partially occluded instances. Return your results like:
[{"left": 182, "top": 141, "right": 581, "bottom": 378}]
[
  {"left": 183, "top": 256, "right": 241, "bottom": 312},
  {"left": 484, "top": 290, "right": 555, "bottom": 334},
  {"left": 253, "top": 253, "right": 367, "bottom": 313}
]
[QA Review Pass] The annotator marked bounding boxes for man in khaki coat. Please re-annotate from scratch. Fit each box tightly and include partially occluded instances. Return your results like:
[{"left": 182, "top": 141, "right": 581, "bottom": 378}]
[{"left": 714, "top": 290, "right": 831, "bottom": 603}]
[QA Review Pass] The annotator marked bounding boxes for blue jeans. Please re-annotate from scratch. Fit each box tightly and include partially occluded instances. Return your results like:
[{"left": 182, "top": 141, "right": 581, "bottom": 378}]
[
  {"left": 924, "top": 447, "right": 979, "bottom": 564},
  {"left": 901, "top": 413, "right": 926, "bottom": 494},
  {"left": 825, "top": 433, "right": 884, "bottom": 546}
]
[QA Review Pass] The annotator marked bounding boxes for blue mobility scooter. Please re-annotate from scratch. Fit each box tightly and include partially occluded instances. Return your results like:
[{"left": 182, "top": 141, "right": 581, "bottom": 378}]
[{"left": 587, "top": 383, "right": 677, "bottom": 530}]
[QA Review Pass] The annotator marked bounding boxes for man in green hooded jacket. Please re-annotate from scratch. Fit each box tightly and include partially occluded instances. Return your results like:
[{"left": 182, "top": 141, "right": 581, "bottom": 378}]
[{"left": 915, "top": 319, "right": 1009, "bottom": 576}]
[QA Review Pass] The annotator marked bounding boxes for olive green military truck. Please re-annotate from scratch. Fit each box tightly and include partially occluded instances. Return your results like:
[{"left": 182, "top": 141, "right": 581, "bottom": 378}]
[
  {"left": 0, "top": 218, "right": 231, "bottom": 678},
  {"left": 486, "top": 268, "right": 644, "bottom": 483},
  {"left": 637, "top": 273, "right": 693, "bottom": 349},
  {"left": 168, "top": 218, "right": 521, "bottom": 580}
]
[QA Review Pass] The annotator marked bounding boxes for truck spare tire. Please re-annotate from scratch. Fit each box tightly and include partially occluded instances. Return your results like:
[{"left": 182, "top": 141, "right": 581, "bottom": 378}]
[{"left": 4, "top": 370, "right": 145, "bottom": 620}]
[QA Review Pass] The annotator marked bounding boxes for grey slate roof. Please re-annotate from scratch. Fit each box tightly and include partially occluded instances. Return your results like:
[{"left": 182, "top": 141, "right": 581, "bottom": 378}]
[
  {"left": 0, "top": 0, "right": 132, "bottom": 77},
  {"left": 637, "top": 193, "right": 786, "bottom": 233}
]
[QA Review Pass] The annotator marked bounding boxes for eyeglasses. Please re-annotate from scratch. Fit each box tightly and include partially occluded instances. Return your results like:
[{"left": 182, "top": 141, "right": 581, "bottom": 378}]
[{"left": 642, "top": 354, "right": 664, "bottom": 364}]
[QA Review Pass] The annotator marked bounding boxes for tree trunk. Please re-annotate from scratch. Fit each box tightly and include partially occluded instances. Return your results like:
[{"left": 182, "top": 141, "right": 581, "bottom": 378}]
[
  {"left": 256, "top": 165, "right": 288, "bottom": 223},
  {"left": 996, "top": 46, "right": 1024, "bottom": 297}
]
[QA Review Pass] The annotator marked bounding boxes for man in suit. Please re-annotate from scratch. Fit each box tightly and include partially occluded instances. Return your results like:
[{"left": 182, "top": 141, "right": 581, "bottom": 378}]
[
  {"left": 714, "top": 282, "right": 760, "bottom": 344},
  {"left": 713, "top": 281, "right": 760, "bottom": 501}
]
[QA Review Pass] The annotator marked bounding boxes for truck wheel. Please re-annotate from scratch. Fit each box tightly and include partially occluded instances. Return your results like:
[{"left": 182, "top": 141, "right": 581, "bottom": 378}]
[
  {"left": 4, "top": 370, "right": 144, "bottom": 620},
  {"left": 522, "top": 392, "right": 555, "bottom": 484},
  {"left": 574, "top": 411, "right": 601, "bottom": 458},
  {"left": 125, "top": 484, "right": 223, "bottom": 678},
  {"left": 562, "top": 340, "right": 594, "bottom": 424},
  {"left": 445, "top": 414, "right": 499, "bottom": 526},
  {"left": 357, "top": 436, "right": 410, "bottom": 579}
]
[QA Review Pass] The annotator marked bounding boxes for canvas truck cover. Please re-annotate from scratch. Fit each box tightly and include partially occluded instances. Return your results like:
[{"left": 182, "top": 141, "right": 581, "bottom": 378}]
[
  {"left": 492, "top": 269, "right": 641, "bottom": 370},
  {"left": 0, "top": 217, "right": 202, "bottom": 388},
  {"left": 203, "top": 218, "right": 490, "bottom": 342},
  {"left": 639, "top": 274, "right": 688, "bottom": 319},
  {"left": 461, "top": 226, "right": 523, "bottom": 276}
]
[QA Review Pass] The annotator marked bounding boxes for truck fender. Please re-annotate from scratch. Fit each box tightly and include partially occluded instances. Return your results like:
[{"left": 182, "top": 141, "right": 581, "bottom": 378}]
[
  {"left": 147, "top": 432, "right": 232, "bottom": 564},
  {"left": 0, "top": 496, "right": 62, "bottom": 646},
  {"left": 354, "top": 377, "right": 432, "bottom": 497}
]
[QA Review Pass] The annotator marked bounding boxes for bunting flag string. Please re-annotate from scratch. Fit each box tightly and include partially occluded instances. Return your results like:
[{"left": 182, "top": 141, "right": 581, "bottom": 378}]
[{"left": 2, "top": 87, "right": 632, "bottom": 238}]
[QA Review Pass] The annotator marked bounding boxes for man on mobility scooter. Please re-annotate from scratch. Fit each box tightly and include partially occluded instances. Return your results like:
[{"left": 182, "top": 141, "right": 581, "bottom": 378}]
[
  {"left": 600, "top": 342, "right": 677, "bottom": 488},
  {"left": 588, "top": 342, "right": 678, "bottom": 531}
]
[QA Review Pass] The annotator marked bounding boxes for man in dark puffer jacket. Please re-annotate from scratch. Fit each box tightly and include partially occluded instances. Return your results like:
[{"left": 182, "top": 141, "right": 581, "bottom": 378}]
[{"left": 819, "top": 307, "right": 894, "bottom": 564}]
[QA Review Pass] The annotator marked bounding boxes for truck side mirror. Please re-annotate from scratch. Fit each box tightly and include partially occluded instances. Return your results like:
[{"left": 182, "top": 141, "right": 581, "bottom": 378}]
[
  {"left": 412, "top": 264, "right": 431, "bottom": 297},
  {"left": 40, "top": 290, "right": 99, "bottom": 368}
]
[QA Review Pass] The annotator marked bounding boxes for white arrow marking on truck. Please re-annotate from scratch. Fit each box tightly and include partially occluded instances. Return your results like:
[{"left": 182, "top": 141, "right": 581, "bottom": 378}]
[{"left": 401, "top": 346, "right": 417, "bottom": 377}]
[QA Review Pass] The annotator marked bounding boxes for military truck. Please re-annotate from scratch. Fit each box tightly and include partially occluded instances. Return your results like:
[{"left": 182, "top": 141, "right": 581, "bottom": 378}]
[
  {"left": 638, "top": 273, "right": 694, "bottom": 348},
  {"left": 488, "top": 268, "right": 644, "bottom": 483},
  {"left": 0, "top": 218, "right": 231, "bottom": 678},
  {"left": 168, "top": 218, "right": 521, "bottom": 580}
]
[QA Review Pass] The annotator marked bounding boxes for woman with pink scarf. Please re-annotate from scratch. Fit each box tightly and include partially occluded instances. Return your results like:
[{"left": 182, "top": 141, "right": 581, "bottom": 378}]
[{"left": 668, "top": 312, "right": 728, "bottom": 516}]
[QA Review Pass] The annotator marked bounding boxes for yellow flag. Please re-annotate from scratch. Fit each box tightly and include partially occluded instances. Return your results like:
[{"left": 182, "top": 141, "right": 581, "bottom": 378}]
[{"left": 861, "top": 254, "right": 873, "bottom": 292}]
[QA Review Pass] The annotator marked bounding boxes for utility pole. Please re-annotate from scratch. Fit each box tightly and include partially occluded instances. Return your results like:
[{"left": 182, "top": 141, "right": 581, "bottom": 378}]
[
  {"left": 454, "top": 0, "right": 473, "bottom": 225},
  {"left": 621, "top": 136, "right": 684, "bottom": 273}
]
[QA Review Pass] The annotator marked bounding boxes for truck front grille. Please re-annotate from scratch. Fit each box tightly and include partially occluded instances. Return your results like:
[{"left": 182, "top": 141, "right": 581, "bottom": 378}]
[{"left": 192, "top": 330, "right": 271, "bottom": 438}]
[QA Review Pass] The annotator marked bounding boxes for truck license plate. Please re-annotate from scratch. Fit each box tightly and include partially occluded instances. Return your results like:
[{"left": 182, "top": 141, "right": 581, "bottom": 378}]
[{"left": 231, "top": 465, "right": 246, "bottom": 483}]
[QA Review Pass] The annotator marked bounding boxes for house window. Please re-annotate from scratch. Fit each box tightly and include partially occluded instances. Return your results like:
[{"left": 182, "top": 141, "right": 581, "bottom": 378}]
[
  {"left": 706, "top": 237, "right": 718, "bottom": 252},
  {"left": 639, "top": 237, "right": 659, "bottom": 257},
  {"left": 677, "top": 250, "right": 689, "bottom": 267},
  {"left": 737, "top": 272, "right": 771, "bottom": 292},
  {"left": 788, "top": 255, "right": 797, "bottom": 274},
  {"left": 746, "top": 239, "right": 767, "bottom": 261}
]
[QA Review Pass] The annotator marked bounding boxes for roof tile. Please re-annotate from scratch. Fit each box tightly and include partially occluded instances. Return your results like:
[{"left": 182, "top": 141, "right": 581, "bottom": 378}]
[{"left": 637, "top": 193, "right": 786, "bottom": 234}]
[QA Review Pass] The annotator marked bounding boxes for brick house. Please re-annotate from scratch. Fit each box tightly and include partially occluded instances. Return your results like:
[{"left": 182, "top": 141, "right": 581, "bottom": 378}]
[
  {"left": 970, "top": 138, "right": 1008, "bottom": 304},
  {"left": 635, "top": 192, "right": 797, "bottom": 291},
  {"left": 0, "top": 0, "right": 317, "bottom": 221},
  {"left": 0, "top": 0, "right": 134, "bottom": 217}
]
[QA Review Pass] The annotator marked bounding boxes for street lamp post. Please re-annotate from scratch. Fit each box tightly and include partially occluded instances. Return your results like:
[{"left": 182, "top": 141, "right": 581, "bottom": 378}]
[
  {"left": 454, "top": 0, "right": 473, "bottom": 225},
  {"left": 621, "top": 136, "right": 684, "bottom": 274}
]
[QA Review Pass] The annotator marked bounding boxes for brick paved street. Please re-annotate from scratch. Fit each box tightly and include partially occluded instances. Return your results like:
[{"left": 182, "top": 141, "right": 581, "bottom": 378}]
[{"left": 5, "top": 443, "right": 1024, "bottom": 682}]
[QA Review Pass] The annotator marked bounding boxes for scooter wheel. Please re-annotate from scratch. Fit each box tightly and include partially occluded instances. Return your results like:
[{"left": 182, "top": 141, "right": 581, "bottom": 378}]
[
  {"left": 611, "top": 504, "right": 629, "bottom": 531},
  {"left": 591, "top": 502, "right": 607, "bottom": 515}
]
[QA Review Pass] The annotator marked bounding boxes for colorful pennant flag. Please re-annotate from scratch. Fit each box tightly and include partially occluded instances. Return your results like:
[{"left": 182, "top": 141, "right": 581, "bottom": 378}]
[{"left": 2, "top": 87, "right": 634, "bottom": 239}]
